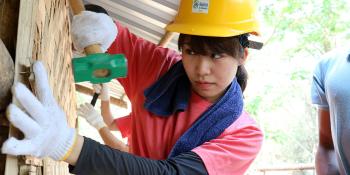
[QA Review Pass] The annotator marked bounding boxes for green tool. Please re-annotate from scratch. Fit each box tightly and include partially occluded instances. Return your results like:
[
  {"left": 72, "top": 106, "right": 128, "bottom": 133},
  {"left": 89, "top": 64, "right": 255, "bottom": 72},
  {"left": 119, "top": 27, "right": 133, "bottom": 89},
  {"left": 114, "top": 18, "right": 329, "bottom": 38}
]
[
  {"left": 69, "top": 0, "right": 127, "bottom": 106},
  {"left": 72, "top": 53, "right": 127, "bottom": 84}
]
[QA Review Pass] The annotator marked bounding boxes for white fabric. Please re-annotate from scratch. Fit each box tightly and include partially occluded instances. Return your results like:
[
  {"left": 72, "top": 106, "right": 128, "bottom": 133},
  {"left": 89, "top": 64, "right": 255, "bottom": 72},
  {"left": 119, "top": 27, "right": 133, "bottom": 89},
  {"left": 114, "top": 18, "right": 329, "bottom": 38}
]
[
  {"left": 311, "top": 47, "right": 350, "bottom": 174},
  {"left": 71, "top": 11, "right": 117, "bottom": 53},
  {"left": 92, "top": 83, "right": 110, "bottom": 101},
  {"left": 78, "top": 103, "right": 106, "bottom": 130},
  {"left": 1, "top": 61, "right": 76, "bottom": 161}
]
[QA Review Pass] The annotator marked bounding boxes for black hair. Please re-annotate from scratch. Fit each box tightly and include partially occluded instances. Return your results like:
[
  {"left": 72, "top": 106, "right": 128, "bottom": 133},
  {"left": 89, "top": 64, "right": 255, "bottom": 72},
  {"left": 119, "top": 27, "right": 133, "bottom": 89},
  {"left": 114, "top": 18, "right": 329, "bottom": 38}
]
[
  {"left": 85, "top": 4, "right": 109, "bottom": 15},
  {"left": 178, "top": 34, "right": 249, "bottom": 92}
]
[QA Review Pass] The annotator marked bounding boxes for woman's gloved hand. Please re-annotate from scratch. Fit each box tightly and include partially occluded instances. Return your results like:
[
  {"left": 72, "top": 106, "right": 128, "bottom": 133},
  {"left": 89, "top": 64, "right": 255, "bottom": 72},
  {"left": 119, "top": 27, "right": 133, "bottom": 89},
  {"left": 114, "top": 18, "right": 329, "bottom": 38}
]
[
  {"left": 1, "top": 61, "right": 77, "bottom": 161},
  {"left": 92, "top": 83, "right": 110, "bottom": 101},
  {"left": 78, "top": 103, "right": 106, "bottom": 130},
  {"left": 71, "top": 11, "right": 117, "bottom": 52}
]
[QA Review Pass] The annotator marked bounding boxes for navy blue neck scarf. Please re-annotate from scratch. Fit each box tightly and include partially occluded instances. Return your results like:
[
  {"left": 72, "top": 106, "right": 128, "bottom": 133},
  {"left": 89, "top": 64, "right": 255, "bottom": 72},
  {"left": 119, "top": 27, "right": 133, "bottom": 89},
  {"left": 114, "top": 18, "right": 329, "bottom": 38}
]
[{"left": 144, "top": 61, "right": 244, "bottom": 158}]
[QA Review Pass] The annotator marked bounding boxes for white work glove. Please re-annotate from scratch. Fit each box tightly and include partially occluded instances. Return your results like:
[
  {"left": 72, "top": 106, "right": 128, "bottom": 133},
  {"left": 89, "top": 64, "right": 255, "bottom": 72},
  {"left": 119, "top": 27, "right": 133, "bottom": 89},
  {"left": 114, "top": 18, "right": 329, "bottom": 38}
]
[
  {"left": 92, "top": 83, "right": 110, "bottom": 101},
  {"left": 77, "top": 103, "right": 106, "bottom": 130},
  {"left": 71, "top": 11, "right": 117, "bottom": 53},
  {"left": 1, "top": 61, "right": 77, "bottom": 161}
]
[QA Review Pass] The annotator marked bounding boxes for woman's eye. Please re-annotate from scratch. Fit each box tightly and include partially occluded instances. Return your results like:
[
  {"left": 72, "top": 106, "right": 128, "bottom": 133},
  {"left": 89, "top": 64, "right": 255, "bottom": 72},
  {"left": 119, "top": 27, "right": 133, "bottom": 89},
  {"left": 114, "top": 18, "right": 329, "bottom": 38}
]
[
  {"left": 211, "top": 53, "right": 223, "bottom": 59},
  {"left": 185, "top": 49, "right": 196, "bottom": 55}
]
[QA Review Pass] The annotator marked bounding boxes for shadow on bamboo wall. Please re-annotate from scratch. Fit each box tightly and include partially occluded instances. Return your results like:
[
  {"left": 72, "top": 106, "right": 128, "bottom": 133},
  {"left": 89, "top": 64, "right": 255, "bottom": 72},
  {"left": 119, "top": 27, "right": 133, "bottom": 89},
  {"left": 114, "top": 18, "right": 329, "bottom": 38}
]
[{"left": 0, "top": 0, "right": 19, "bottom": 174}]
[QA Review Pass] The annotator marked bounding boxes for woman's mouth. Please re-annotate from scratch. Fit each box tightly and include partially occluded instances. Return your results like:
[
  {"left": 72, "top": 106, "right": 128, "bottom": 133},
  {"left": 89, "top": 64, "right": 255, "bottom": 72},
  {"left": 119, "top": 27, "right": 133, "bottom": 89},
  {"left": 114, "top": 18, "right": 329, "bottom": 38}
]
[{"left": 195, "top": 81, "right": 214, "bottom": 90}]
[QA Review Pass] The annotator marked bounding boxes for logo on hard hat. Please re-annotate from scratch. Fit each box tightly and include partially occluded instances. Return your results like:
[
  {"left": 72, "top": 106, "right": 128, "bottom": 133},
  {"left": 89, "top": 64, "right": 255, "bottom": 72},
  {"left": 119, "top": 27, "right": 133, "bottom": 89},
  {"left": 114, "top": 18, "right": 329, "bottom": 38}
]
[{"left": 192, "top": 0, "right": 209, "bottom": 13}]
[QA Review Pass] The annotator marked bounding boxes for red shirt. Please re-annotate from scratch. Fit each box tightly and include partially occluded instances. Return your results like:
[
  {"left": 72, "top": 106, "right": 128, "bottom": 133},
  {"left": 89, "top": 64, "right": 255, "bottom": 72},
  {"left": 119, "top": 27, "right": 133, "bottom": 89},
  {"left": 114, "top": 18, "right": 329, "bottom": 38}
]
[{"left": 108, "top": 22, "right": 263, "bottom": 175}]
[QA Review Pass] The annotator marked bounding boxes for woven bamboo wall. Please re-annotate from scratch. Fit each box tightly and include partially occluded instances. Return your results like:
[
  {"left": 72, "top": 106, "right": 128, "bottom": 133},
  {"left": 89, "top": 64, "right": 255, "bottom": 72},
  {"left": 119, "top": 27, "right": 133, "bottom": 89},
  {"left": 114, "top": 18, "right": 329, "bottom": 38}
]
[
  {"left": 32, "top": 0, "right": 77, "bottom": 126},
  {"left": 33, "top": 1, "right": 76, "bottom": 173},
  {"left": 5, "top": 0, "right": 77, "bottom": 174}
]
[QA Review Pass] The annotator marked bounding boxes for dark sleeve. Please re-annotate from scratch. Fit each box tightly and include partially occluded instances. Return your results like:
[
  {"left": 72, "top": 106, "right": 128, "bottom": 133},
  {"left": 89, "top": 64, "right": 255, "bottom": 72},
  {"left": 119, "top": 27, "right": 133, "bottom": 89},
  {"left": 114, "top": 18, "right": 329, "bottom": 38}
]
[{"left": 69, "top": 137, "right": 208, "bottom": 175}]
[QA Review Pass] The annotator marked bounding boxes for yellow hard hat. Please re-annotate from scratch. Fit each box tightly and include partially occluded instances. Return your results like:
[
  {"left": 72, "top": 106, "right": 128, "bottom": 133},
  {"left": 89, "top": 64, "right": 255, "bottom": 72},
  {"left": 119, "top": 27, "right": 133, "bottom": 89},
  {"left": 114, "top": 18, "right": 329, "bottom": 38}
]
[{"left": 166, "top": 0, "right": 260, "bottom": 37}]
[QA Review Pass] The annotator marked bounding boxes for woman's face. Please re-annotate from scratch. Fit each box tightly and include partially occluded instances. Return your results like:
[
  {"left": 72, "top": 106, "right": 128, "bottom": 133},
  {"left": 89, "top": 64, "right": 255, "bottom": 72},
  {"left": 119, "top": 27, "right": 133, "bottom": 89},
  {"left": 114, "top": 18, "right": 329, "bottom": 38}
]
[{"left": 181, "top": 44, "right": 247, "bottom": 102}]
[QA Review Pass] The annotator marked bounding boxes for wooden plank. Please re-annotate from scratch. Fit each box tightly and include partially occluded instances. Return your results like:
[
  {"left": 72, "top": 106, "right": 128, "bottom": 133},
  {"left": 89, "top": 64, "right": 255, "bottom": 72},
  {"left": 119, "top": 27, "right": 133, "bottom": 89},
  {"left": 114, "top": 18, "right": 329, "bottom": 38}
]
[
  {"left": 5, "top": 0, "right": 76, "bottom": 174},
  {"left": 4, "top": 0, "right": 38, "bottom": 173}
]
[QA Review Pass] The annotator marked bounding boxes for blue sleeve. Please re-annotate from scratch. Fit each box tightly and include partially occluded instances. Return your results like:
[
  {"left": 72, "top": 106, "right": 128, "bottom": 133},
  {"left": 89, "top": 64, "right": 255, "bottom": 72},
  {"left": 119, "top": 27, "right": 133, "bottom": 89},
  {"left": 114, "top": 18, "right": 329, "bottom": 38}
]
[
  {"left": 311, "top": 59, "right": 329, "bottom": 109},
  {"left": 69, "top": 137, "right": 208, "bottom": 175}
]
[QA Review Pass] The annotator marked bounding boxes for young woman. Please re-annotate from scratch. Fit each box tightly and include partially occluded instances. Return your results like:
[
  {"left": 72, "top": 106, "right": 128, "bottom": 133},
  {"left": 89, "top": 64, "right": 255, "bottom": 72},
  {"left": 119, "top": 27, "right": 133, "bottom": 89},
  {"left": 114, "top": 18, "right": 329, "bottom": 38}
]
[{"left": 3, "top": 0, "right": 264, "bottom": 174}]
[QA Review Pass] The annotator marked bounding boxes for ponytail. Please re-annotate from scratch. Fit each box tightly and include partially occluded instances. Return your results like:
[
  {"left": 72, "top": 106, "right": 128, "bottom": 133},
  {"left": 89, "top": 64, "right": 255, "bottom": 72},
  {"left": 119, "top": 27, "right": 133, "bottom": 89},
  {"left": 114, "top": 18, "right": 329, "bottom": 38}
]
[{"left": 236, "top": 65, "right": 248, "bottom": 92}]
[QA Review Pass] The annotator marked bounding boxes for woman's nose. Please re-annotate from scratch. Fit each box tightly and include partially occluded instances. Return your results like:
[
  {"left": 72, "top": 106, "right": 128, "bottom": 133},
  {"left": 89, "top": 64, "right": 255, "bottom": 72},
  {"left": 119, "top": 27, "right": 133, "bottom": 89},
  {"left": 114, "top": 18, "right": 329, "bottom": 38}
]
[{"left": 195, "top": 56, "right": 211, "bottom": 76}]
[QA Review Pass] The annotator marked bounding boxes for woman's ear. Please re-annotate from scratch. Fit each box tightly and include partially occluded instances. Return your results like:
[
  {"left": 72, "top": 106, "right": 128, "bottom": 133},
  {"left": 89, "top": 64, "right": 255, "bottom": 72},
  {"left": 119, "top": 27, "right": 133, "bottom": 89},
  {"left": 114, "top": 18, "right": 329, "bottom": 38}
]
[{"left": 239, "top": 48, "right": 249, "bottom": 65}]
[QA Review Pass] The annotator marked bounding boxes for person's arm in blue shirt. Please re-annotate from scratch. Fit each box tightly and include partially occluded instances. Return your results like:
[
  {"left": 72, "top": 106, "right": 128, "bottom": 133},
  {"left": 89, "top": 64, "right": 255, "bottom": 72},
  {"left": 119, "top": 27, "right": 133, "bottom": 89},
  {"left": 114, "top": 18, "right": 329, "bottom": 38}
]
[{"left": 315, "top": 109, "right": 340, "bottom": 175}]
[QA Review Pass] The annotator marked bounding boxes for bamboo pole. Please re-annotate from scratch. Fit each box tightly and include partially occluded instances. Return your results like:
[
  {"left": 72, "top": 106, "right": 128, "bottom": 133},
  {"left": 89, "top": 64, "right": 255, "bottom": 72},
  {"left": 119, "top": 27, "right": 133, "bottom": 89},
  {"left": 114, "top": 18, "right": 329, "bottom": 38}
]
[{"left": 158, "top": 31, "right": 175, "bottom": 47}]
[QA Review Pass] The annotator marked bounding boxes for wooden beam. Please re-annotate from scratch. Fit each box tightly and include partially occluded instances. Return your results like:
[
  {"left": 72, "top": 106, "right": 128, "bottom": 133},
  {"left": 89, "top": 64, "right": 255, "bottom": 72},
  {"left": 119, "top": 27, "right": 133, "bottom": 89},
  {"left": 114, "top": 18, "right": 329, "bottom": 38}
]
[
  {"left": 4, "top": 0, "right": 37, "bottom": 173},
  {"left": 75, "top": 84, "right": 127, "bottom": 108},
  {"left": 158, "top": 31, "right": 175, "bottom": 47}
]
